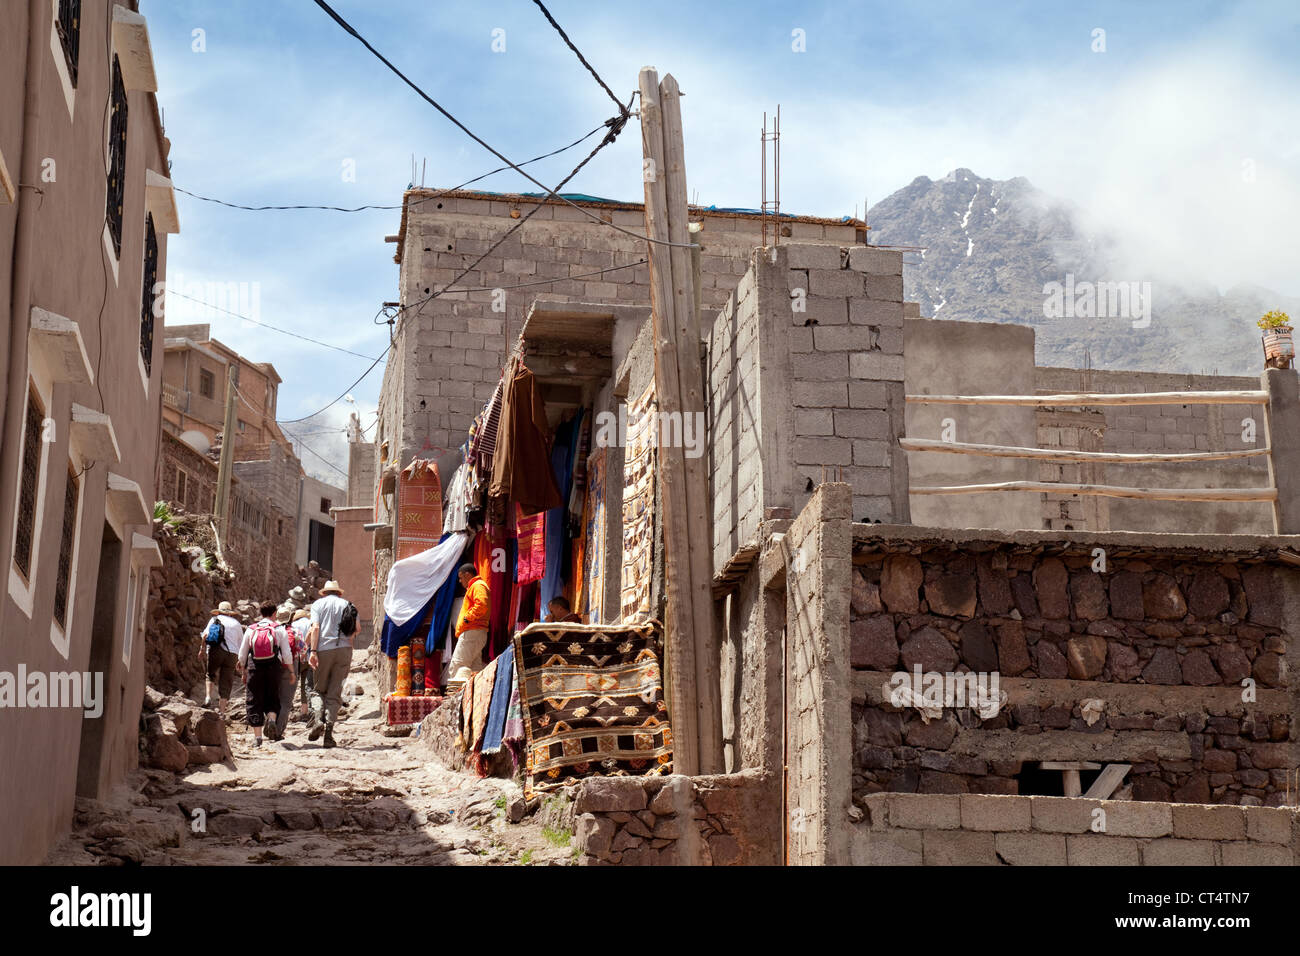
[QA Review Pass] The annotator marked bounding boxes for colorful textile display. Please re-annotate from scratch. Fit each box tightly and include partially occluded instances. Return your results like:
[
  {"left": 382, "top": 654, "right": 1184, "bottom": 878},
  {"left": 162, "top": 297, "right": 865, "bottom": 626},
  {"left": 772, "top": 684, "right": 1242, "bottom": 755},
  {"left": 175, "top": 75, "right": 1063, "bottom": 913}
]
[
  {"left": 513, "top": 620, "right": 672, "bottom": 797},
  {"left": 442, "top": 464, "right": 470, "bottom": 535},
  {"left": 384, "top": 530, "right": 469, "bottom": 627},
  {"left": 396, "top": 459, "right": 443, "bottom": 560},
  {"left": 480, "top": 644, "right": 515, "bottom": 756},
  {"left": 540, "top": 410, "right": 582, "bottom": 611},
  {"left": 464, "top": 653, "right": 500, "bottom": 755},
  {"left": 386, "top": 694, "right": 442, "bottom": 726},
  {"left": 583, "top": 447, "right": 607, "bottom": 624},
  {"left": 410, "top": 638, "right": 426, "bottom": 693},
  {"left": 395, "top": 645, "right": 412, "bottom": 697},
  {"left": 489, "top": 358, "right": 563, "bottom": 515},
  {"left": 503, "top": 674, "right": 525, "bottom": 768},
  {"left": 621, "top": 383, "right": 657, "bottom": 620},
  {"left": 516, "top": 506, "right": 546, "bottom": 584}
]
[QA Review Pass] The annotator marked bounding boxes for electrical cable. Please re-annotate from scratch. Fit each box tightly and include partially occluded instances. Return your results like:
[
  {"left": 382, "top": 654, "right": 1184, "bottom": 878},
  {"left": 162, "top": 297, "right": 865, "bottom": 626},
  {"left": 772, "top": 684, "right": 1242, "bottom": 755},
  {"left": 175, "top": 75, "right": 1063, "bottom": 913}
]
[
  {"left": 172, "top": 120, "right": 609, "bottom": 212},
  {"left": 167, "top": 289, "right": 382, "bottom": 360},
  {"left": 276, "top": 341, "right": 391, "bottom": 424},
  {"left": 530, "top": 0, "right": 625, "bottom": 113},
  {"left": 279, "top": 423, "right": 349, "bottom": 478},
  {"left": 311, "top": 0, "right": 692, "bottom": 249}
]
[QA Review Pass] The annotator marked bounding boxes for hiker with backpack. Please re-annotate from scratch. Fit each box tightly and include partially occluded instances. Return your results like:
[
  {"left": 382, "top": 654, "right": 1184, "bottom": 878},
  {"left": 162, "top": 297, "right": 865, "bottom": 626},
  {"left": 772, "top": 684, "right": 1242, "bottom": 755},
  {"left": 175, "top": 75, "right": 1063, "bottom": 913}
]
[
  {"left": 270, "top": 606, "right": 299, "bottom": 741},
  {"left": 198, "top": 600, "right": 243, "bottom": 718},
  {"left": 236, "top": 601, "right": 295, "bottom": 747},
  {"left": 305, "top": 580, "right": 358, "bottom": 749},
  {"left": 289, "top": 608, "right": 314, "bottom": 718}
]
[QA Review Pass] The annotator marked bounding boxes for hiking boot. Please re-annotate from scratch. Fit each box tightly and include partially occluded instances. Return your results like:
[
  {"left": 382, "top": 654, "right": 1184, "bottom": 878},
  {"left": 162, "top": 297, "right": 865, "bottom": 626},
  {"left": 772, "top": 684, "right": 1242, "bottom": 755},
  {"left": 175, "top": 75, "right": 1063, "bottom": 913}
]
[
  {"left": 323, "top": 724, "right": 337, "bottom": 748},
  {"left": 307, "top": 714, "right": 325, "bottom": 741},
  {"left": 254, "top": 737, "right": 263, "bottom": 748},
  {"left": 265, "top": 723, "right": 282, "bottom": 741}
]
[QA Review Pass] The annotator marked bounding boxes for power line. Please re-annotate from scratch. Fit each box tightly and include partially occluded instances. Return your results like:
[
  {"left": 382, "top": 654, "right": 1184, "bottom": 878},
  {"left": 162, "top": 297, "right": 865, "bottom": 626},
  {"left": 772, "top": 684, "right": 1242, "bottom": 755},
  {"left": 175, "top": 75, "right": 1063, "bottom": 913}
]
[
  {"left": 277, "top": 337, "right": 391, "bottom": 424},
  {"left": 311, "top": 0, "right": 692, "bottom": 250},
  {"left": 172, "top": 120, "right": 610, "bottom": 213},
  {"left": 168, "top": 289, "right": 382, "bottom": 360},
  {"left": 280, "top": 424, "right": 349, "bottom": 478},
  {"left": 531, "top": 0, "right": 625, "bottom": 112}
]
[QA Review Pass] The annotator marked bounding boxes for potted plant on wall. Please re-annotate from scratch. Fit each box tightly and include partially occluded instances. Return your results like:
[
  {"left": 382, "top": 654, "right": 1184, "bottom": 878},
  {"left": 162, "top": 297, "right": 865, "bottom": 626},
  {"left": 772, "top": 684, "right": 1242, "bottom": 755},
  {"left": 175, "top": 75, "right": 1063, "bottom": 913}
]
[{"left": 1259, "top": 310, "right": 1294, "bottom": 369}]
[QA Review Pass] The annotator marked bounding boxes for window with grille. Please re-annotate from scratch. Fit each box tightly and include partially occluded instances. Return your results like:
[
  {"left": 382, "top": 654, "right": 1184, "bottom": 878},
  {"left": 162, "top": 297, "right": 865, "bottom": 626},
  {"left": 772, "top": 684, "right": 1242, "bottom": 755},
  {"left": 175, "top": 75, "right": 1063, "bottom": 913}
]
[
  {"left": 56, "top": 0, "right": 81, "bottom": 88},
  {"left": 14, "top": 388, "right": 44, "bottom": 580},
  {"left": 53, "top": 465, "right": 80, "bottom": 629},
  {"left": 105, "top": 55, "right": 128, "bottom": 258},
  {"left": 140, "top": 213, "right": 157, "bottom": 373},
  {"left": 320, "top": 497, "right": 331, "bottom": 514},
  {"left": 199, "top": 368, "right": 214, "bottom": 398}
]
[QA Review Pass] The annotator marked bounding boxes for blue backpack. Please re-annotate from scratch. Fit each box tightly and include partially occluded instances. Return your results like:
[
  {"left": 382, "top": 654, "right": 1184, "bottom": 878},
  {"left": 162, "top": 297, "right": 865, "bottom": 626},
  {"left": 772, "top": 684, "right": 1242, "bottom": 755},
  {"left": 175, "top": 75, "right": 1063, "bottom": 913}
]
[{"left": 205, "top": 617, "right": 225, "bottom": 647}]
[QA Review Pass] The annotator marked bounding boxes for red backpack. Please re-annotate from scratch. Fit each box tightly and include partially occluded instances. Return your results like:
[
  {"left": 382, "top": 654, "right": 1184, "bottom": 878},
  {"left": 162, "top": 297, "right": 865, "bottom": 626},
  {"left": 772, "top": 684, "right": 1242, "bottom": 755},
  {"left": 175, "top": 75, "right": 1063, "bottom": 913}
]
[{"left": 249, "top": 621, "right": 278, "bottom": 661}]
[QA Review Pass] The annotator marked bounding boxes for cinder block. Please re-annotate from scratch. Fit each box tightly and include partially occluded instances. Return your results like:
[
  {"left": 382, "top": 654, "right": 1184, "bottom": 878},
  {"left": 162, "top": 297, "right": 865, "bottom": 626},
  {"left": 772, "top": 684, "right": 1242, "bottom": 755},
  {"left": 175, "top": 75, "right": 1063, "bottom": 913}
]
[
  {"left": 851, "top": 828, "right": 923, "bottom": 866},
  {"left": 922, "top": 830, "right": 997, "bottom": 865},
  {"left": 789, "top": 327, "right": 814, "bottom": 353},
  {"left": 784, "top": 243, "right": 845, "bottom": 270},
  {"left": 1220, "top": 842, "right": 1293, "bottom": 866},
  {"left": 1066, "top": 834, "right": 1141, "bottom": 865},
  {"left": 849, "top": 381, "right": 890, "bottom": 409},
  {"left": 798, "top": 296, "right": 849, "bottom": 325},
  {"left": 1244, "top": 806, "right": 1296, "bottom": 845},
  {"left": 849, "top": 297, "right": 903, "bottom": 327},
  {"left": 794, "top": 408, "right": 833, "bottom": 435},
  {"left": 794, "top": 352, "right": 848, "bottom": 378},
  {"left": 1172, "top": 804, "right": 1246, "bottom": 841},
  {"left": 793, "top": 382, "right": 848, "bottom": 407},
  {"left": 846, "top": 246, "right": 903, "bottom": 275},
  {"left": 865, "top": 273, "right": 904, "bottom": 301},
  {"left": 889, "top": 793, "right": 961, "bottom": 830},
  {"left": 1104, "top": 801, "right": 1172, "bottom": 838},
  {"left": 961, "top": 794, "right": 1032, "bottom": 832},
  {"left": 1031, "top": 796, "right": 1103, "bottom": 833},
  {"left": 813, "top": 326, "right": 871, "bottom": 352},
  {"left": 808, "top": 269, "right": 865, "bottom": 298},
  {"left": 834, "top": 409, "right": 891, "bottom": 440},
  {"left": 853, "top": 440, "right": 891, "bottom": 467},
  {"left": 1142, "top": 838, "right": 1217, "bottom": 866},
  {"left": 849, "top": 352, "right": 904, "bottom": 382},
  {"left": 793, "top": 436, "right": 852, "bottom": 466},
  {"left": 995, "top": 832, "right": 1067, "bottom": 865}
]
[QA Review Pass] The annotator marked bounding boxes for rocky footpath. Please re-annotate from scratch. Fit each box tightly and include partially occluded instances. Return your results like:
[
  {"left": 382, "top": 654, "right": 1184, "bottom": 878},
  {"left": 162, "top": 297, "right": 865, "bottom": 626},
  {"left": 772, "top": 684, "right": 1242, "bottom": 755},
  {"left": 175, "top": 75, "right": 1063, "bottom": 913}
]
[
  {"left": 51, "top": 657, "right": 576, "bottom": 866},
  {"left": 140, "top": 686, "right": 232, "bottom": 772}
]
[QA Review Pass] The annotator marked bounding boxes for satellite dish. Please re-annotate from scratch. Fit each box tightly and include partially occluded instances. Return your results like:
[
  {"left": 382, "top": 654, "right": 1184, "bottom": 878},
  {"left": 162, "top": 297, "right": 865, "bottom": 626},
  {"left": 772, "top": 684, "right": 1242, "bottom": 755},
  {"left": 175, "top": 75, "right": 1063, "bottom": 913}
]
[{"left": 179, "top": 430, "right": 211, "bottom": 455}]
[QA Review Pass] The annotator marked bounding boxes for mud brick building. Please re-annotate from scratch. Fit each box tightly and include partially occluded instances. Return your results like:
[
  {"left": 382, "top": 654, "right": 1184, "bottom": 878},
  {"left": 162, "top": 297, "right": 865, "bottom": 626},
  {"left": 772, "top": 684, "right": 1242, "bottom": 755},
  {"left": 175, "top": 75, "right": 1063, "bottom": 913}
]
[{"left": 0, "top": 1, "right": 175, "bottom": 865}]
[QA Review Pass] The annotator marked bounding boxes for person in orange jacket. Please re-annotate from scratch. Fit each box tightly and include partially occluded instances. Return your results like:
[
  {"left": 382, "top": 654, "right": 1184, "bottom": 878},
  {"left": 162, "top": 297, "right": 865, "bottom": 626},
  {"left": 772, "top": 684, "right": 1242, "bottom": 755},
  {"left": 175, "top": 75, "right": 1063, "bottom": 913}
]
[{"left": 449, "top": 564, "right": 490, "bottom": 682}]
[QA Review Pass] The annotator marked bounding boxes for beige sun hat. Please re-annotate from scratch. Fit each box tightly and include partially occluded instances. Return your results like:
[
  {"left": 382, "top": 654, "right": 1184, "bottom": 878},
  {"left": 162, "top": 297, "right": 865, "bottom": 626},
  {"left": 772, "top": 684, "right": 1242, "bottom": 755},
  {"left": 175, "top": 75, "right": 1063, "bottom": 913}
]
[
  {"left": 292, "top": 609, "right": 310, "bottom": 621},
  {"left": 215, "top": 601, "right": 234, "bottom": 614},
  {"left": 320, "top": 581, "right": 344, "bottom": 595}
]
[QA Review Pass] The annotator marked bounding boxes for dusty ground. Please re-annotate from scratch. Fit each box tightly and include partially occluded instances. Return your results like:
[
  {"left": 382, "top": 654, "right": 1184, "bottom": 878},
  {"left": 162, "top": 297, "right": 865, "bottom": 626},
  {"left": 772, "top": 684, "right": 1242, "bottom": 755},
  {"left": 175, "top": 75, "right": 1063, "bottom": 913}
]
[{"left": 46, "top": 657, "right": 575, "bottom": 866}]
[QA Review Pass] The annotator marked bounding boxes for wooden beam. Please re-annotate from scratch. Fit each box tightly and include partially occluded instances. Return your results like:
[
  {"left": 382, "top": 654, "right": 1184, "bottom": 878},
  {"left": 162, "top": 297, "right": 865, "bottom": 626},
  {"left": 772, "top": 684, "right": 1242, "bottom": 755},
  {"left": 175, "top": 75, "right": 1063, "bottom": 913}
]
[
  {"left": 639, "top": 67, "right": 699, "bottom": 776},
  {"left": 910, "top": 481, "right": 1278, "bottom": 502},
  {"left": 1084, "top": 763, "right": 1132, "bottom": 800},
  {"left": 900, "top": 437, "right": 1272, "bottom": 464},
  {"left": 906, "top": 390, "right": 1268, "bottom": 407},
  {"left": 660, "top": 73, "right": 722, "bottom": 775}
]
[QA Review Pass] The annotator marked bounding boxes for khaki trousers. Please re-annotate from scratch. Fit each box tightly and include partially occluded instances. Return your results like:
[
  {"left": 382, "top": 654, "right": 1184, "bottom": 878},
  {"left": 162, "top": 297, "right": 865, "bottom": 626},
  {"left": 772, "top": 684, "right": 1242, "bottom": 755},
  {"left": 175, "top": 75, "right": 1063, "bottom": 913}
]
[{"left": 311, "top": 647, "right": 353, "bottom": 725}]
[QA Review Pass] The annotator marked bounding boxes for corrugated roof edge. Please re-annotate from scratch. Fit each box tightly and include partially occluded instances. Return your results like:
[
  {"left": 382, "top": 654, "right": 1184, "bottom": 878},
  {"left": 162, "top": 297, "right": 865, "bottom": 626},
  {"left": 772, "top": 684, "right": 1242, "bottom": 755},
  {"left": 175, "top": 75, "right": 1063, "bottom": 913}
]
[{"left": 393, "top": 186, "right": 867, "bottom": 264}]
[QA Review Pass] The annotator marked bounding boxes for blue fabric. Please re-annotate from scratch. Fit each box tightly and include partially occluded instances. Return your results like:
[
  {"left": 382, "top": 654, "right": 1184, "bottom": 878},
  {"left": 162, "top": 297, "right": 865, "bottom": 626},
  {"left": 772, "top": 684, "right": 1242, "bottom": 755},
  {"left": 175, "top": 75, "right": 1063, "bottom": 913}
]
[
  {"left": 539, "top": 411, "right": 581, "bottom": 610},
  {"left": 429, "top": 551, "right": 459, "bottom": 653},
  {"left": 380, "top": 590, "right": 437, "bottom": 658},
  {"left": 479, "top": 644, "right": 515, "bottom": 755},
  {"left": 382, "top": 532, "right": 465, "bottom": 658}
]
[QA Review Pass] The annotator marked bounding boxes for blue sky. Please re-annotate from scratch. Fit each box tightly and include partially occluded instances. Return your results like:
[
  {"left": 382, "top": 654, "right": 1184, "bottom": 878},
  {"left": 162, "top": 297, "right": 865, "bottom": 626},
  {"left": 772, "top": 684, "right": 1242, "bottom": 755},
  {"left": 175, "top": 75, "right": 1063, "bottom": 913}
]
[{"left": 144, "top": 0, "right": 1300, "bottom": 480}]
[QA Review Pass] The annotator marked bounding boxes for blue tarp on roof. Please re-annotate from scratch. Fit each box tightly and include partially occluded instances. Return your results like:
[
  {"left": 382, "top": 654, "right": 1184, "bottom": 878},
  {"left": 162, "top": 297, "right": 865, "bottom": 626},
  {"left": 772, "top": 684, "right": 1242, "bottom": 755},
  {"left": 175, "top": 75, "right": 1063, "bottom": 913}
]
[{"left": 438, "top": 188, "right": 859, "bottom": 223}]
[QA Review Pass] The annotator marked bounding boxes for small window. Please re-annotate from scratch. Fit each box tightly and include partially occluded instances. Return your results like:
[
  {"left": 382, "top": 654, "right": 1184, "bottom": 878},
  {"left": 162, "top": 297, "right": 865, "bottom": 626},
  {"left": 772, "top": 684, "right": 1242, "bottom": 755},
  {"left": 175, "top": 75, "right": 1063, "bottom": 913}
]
[
  {"left": 237, "top": 419, "right": 247, "bottom": 432},
  {"left": 320, "top": 497, "right": 331, "bottom": 514},
  {"left": 53, "top": 465, "right": 80, "bottom": 629},
  {"left": 56, "top": 0, "right": 81, "bottom": 88},
  {"left": 199, "top": 368, "right": 215, "bottom": 399},
  {"left": 14, "top": 387, "right": 45, "bottom": 581},
  {"left": 176, "top": 469, "right": 187, "bottom": 503},
  {"left": 277, "top": 518, "right": 283, "bottom": 536},
  {"left": 140, "top": 213, "right": 158, "bottom": 373},
  {"left": 105, "top": 55, "right": 128, "bottom": 258}
]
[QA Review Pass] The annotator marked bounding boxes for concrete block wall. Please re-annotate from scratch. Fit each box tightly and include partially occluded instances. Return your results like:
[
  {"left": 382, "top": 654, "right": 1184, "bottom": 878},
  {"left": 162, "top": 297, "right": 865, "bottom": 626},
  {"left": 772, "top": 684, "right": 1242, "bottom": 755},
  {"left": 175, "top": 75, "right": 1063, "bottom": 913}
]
[
  {"left": 383, "top": 191, "right": 861, "bottom": 473},
  {"left": 852, "top": 792, "right": 1300, "bottom": 865},
  {"left": 1036, "top": 367, "right": 1273, "bottom": 534}
]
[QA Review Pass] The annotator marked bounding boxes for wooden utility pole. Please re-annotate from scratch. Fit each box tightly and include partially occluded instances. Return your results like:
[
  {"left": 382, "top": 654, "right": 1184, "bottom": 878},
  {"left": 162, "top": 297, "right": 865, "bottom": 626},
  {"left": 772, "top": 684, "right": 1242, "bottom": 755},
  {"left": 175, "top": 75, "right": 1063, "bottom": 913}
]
[
  {"left": 214, "top": 363, "right": 239, "bottom": 540},
  {"left": 639, "top": 67, "right": 722, "bottom": 775}
]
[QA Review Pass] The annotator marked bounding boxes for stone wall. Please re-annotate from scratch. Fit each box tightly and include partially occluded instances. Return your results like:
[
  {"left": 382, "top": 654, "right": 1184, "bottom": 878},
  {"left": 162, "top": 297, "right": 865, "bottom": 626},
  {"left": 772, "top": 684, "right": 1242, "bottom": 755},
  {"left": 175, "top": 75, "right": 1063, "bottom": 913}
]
[
  {"left": 146, "top": 522, "right": 234, "bottom": 697},
  {"left": 849, "top": 527, "right": 1297, "bottom": 806},
  {"left": 571, "top": 770, "right": 778, "bottom": 866},
  {"left": 852, "top": 792, "right": 1299, "bottom": 865},
  {"left": 160, "top": 431, "right": 217, "bottom": 515}
]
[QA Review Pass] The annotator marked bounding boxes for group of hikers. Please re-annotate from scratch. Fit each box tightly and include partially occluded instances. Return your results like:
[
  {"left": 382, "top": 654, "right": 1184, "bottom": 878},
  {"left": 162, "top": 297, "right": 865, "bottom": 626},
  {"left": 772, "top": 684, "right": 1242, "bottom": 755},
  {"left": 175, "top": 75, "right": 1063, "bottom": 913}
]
[{"left": 198, "top": 580, "right": 358, "bottom": 749}]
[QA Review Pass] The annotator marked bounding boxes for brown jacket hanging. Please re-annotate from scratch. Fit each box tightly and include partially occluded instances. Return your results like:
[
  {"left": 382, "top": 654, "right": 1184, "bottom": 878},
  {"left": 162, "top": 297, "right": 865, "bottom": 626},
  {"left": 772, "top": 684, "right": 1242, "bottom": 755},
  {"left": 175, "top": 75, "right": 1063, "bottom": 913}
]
[{"left": 489, "top": 359, "right": 562, "bottom": 515}]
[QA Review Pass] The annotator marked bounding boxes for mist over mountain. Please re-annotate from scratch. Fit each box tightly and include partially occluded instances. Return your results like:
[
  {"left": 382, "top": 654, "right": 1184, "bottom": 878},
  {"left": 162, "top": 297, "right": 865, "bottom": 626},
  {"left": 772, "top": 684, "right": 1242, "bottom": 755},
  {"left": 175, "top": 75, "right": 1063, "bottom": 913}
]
[{"left": 867, "top": 169, "right": 1297, "bottom": 375}]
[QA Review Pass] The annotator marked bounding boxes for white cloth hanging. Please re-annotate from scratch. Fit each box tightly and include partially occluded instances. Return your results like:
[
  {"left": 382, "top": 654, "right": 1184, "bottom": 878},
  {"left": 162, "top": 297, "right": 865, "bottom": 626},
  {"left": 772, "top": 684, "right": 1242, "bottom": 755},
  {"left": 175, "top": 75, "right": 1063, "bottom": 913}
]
[
  {"left": 384, "top": 530, "right": 469, "bottom": 627},
  {"left": 442, "top": 464, "right": 469, "bottom": 535}
]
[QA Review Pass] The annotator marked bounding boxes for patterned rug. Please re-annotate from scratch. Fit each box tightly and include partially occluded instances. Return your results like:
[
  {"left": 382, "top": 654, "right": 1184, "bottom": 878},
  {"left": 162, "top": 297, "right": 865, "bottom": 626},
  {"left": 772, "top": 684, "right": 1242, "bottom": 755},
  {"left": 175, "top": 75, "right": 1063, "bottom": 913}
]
[
  {"left": 513, "top": 620, "right": 672, "bottom": 797},
  {"left": 396, "top": 459, "right": 443, "bottom": 560}
]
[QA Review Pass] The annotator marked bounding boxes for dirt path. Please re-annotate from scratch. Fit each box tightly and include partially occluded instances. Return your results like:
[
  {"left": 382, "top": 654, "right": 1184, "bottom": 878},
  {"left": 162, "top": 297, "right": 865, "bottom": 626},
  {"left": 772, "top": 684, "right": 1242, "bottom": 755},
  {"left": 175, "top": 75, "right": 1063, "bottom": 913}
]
[{"left": 47, "top": 657, "right": 575, "bottom": 866}]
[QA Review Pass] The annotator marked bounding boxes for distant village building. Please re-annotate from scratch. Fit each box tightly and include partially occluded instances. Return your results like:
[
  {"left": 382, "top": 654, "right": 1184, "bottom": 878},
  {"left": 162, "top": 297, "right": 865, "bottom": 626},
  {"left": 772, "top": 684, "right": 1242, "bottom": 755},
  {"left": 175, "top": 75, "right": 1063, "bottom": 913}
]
[{"left": 0, "top": 0, "right": 176, "bottom": 865}]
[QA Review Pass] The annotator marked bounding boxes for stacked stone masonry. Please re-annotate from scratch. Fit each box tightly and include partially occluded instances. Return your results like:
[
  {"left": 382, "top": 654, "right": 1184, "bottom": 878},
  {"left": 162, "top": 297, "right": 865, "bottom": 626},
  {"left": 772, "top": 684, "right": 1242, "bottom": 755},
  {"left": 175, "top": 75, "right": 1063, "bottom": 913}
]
[
  {"left": 849, "top": 535, "right": 1295, "bottom": 806},
  {"left": 853, "top": 792, "right": 1300, "bottom": 865}
]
